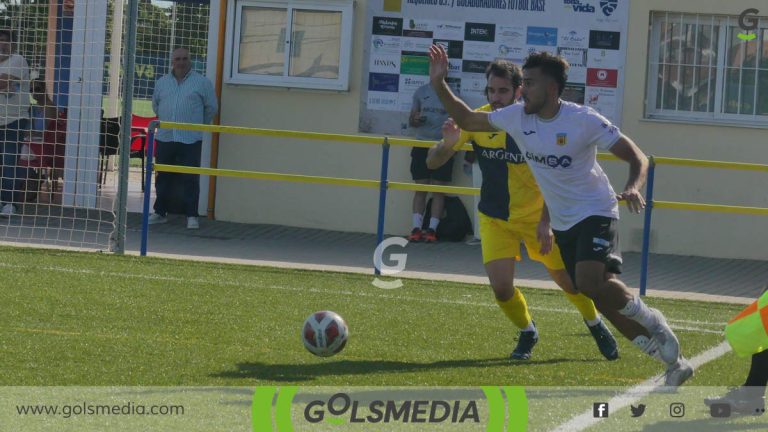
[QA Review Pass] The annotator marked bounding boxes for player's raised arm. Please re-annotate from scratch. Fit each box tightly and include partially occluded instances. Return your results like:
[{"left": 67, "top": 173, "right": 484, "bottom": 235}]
[
  {"left": 429, "top": 45, "right": 495, "bottom": 132},
  {"left": 609, "top": 135, "right": 649, "bottom": 214}
]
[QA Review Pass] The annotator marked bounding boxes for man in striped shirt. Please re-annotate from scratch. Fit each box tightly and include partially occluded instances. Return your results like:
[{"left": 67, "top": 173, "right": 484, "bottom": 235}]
[{"left": 148, "top": 47, "right": 217, "bottom": 229}]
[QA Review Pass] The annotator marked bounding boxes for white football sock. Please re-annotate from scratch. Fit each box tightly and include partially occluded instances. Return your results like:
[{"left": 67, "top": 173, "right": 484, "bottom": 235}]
[
  {"left": 428, "top": 217, "right": 440, "bottom": 230},
  {"left": 619, "top": 296, "right": 660, "bottom": 331},
  {"left": 633, "top": 335, "right": 662, "bottom": 362},
  {"left": 412, "top": 213, "right": 423, "bottom": 229},
  {"left": 585, "top": 317, "right": 602, "bottom": 327},
  {"left": 522, "top": 322, "right": 537, "bottom": 334}
]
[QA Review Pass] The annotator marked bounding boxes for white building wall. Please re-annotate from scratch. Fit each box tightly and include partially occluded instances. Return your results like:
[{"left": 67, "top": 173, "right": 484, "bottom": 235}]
[{"left": 214, "top": 0, "right": 768, "bottom": 261}]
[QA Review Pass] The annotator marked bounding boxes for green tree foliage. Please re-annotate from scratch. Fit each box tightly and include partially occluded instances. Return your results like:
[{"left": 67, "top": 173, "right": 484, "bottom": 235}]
[{"left": 0, "top": 0, "right": 209, "bottom": 70}]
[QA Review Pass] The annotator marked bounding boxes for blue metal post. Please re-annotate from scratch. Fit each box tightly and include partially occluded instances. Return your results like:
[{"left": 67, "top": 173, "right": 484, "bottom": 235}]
[
  {"left": 374, "top": 137, "right": 391, "bottom": 276},
  {"left": 639, "top": 156, "right": 656, "bottom": 296},
  {"left": 140, "top": 121, "right": 159, "bottom": 257}
]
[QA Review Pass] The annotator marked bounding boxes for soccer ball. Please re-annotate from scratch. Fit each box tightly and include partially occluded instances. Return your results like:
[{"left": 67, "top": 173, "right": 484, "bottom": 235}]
[{"left": 302, "top": 311, "right": 349, "bottom": 357}]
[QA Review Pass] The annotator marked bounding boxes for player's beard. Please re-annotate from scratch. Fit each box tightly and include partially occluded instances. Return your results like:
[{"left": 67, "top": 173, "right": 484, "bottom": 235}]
[{"left": 523, "top": 98, "right": 540, "bottom": 114}]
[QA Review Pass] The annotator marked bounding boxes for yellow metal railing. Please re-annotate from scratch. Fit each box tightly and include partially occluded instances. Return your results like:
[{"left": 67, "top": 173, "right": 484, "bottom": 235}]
[{"left": 141, "top": 121, "right": 768, "bottom": 295}]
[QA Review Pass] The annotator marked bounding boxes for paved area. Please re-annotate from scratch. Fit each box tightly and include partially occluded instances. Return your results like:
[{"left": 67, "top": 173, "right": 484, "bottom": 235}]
[
  {"left": 1, "top": 169, "right": 765, "bottom": 304},
  {"left": 124, "top": 213, "right": 768, "bottom": 304}
]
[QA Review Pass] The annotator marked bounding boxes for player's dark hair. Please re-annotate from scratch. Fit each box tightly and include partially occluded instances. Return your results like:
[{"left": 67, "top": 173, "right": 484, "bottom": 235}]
[
  {"left": 485, "top": 60, "right": 522, "bottom": 91},
  {"left": 522, "top": 52, "right": 569, "bottom": 96}
]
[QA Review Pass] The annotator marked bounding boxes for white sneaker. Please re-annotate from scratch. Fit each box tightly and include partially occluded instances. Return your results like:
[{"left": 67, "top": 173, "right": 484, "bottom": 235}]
[
  {"left": 0, "top": 203, "right": 16, "bottom": 217},
  {"left": 186, "top": 217, "right": 199, "bottom": 230},
  {"left": 649, "top": 308, "right": 680, "bottom": 365},
  {"left": 148, "top": 213, "right": 168, "bottom": 225},
  {"left": 664, "top": 357, "right": 694, "bottom": 387}
]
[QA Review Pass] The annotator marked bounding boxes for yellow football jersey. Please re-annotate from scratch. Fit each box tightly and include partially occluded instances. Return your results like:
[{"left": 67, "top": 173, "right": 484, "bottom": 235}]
[{"left": 452, "top": 104, "right": 543, "bottom": 223}]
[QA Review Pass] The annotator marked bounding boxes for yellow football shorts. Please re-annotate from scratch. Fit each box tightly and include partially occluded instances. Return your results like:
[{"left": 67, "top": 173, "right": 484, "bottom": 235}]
[{"left": 479, "top": 212, "right": 566, "bottom": 269}]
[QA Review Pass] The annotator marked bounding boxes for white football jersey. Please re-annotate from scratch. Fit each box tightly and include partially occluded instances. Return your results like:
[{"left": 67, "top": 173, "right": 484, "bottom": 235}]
[{"left": 489, "top": 101, "right": 621, "bottom": 231}]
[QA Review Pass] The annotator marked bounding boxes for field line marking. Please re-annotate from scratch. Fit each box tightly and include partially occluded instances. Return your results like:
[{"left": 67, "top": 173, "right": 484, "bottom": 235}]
[
  {"left": 550, "top": 341, "right": 732, "bottom": 432},
  {"left": 0, "top": 262, "right": 727, "bottom": 332}
]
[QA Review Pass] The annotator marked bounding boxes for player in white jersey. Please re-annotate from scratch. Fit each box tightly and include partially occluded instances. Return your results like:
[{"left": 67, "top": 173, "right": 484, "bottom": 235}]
[{"left": 426, "top": 44, "right": 693, "bottom": 387}]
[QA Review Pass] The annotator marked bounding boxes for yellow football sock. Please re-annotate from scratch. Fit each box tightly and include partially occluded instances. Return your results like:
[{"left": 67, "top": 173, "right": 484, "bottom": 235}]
[
  {"left": 564, "top": 292, "right": 598, "bottom": 322},
  {"left": 495, "top": 288, "right": 532, "bottom": 329}
]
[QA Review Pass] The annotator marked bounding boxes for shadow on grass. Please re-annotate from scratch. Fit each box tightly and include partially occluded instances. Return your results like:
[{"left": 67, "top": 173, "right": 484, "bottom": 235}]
[{"left": 212, "top": 357, "right": 600, "bottom": 382}]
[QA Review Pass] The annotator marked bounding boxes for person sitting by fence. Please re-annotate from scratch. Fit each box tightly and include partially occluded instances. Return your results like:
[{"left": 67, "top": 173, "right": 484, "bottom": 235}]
[
  {"left": 407, "top": 83, "right": 452, "bottom": 243},
  {"left": 0, "top": 29, "right": 30, "bottom": 216},
  {"left": 17, "top": 109, "right": 67, "bottom": 200},
  {"left": 28, "top": 79, "right": 58, "bottom": 140}
]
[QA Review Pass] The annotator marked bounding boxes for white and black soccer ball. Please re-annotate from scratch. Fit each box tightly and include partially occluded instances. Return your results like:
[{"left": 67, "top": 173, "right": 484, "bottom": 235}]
[{"left": 301, "top": 311, "right": 349, "bottom": 357}]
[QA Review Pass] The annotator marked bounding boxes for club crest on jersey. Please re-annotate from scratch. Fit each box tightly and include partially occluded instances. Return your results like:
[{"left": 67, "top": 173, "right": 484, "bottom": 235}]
[{"left": 556, "top": 133, "right": 568, "bottom": 146}]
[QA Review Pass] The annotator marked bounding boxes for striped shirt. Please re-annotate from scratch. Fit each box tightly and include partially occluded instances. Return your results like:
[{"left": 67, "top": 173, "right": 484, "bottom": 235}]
[{"left": 152, "top": 70, "right": 217, "bottom": 144}]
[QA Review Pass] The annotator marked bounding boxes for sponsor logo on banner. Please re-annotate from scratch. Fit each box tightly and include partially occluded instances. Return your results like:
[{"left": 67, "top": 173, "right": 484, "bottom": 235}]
[
  {"left": 406, "top": 18, "right": 433, "bottom": 31},
  {"left": 435, "top": 23, "right": 464, "bottom": 39},
  {"left": 586, "top": 86, "right": 618, "bottom": 117},
  {"left": 402, "top": 29, "right": 433, "bottom": 39},
  {"left": 368, "top": 73, "right": 400, "bottom": 92},
  {"left": 559, "top": 30, "right": 588, "bottom": 48},
  {"left": 465, "top": 23, "right": 496, "bottom": 42},
  {"left": 367, "top": 91, "right": 399, "bottom": 111},
  {"left": 527, "top": 45, "right": 557, "bottom": 56},
  {"left": 527, "top": 26, "right": 558, "bottom": 46},
  {"left": 463, "top": 42, "right": 497, "bottom": 60},
  {"left": 372, "top": 16, "right": 403, "bottom": 36},
  {"left": 586, "top": 68, "right": 618, "bottom": 88},
  {"left": 588, "top": 30, "right": 620, "bottom": 50},
  {"left": 448, "top": 59, "right": 463, "bottom": 74},
  {"left": 400, "top": 75, "right": 429, "bottom": 92},
  {"left": 599, "top": 0, "right": 618, "bottom": 16},
  {"left": 498, "top": 45, "right": 525, "bottom": 59},
  {"left": 372, "top": 37, "right": 401, "bottom": 55},
  {"left": 402, "top": 38, "right": 432, "bottom": 52},
  {"left": 557, "top": 47, "right": 587, "bottom": 68},
  {"left": 563, "top": 0, "right": 595, "bottom": 13},
  {"left": 438, "top": 23, "right": 463, "bottom": 31},
  {"left": 497, "top": 25, "right": 526, "bottom": 44},
  {"left": 401, "top": 54, "right": 430, "bottom": 75},
  {"left": 462, "top": 60, "right": 491, "bottom": 74},
  {"left": 370, "top": 56, "right": 400, "bottom": 73}
]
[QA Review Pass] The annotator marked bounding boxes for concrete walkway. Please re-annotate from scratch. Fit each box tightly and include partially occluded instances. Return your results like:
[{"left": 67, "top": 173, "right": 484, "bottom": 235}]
[
  {"left": 125, "top": 213, "right": 768, "bottom": 305},
  {"left": 1, "top": 169, "right": 764, "bottom": 305}
]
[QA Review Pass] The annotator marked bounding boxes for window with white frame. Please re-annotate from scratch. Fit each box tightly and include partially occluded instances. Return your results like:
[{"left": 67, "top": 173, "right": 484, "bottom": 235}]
[
  {"left": 647, "top": 12, "right": 768, "bottom": 125},
  {"left": 225, "top": 0, "right": 353, "bottom": 90}
]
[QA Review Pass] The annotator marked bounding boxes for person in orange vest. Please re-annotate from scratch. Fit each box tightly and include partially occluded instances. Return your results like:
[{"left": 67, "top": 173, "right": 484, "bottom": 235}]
[{"left": 704, "top": 286, "right": 767, "bottom": 416}]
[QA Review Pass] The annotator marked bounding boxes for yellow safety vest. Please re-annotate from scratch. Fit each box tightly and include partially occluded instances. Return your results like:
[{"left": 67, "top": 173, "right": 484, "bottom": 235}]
[{"left": 725, "top": 290, "right": 768, "bottom": 357}]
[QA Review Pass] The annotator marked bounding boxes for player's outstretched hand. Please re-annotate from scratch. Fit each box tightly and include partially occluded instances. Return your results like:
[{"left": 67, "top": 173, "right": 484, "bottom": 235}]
[
  {"left": 441, "top": 118, "right": 460, "bottom": 147},
  {"left": 428, "top": 44, "right": 449, "bottom": 84},
  {"left": 617, "top": 188, "right": 646, "bottom": 214},
  {"left": 537, "top": 219, "right": 553, "bottom": 255}
]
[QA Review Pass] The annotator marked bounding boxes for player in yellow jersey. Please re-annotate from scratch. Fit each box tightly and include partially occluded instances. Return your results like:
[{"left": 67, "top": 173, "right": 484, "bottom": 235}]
[{"left": 426, "top": 61, "right": 618, "bottom": 360}]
